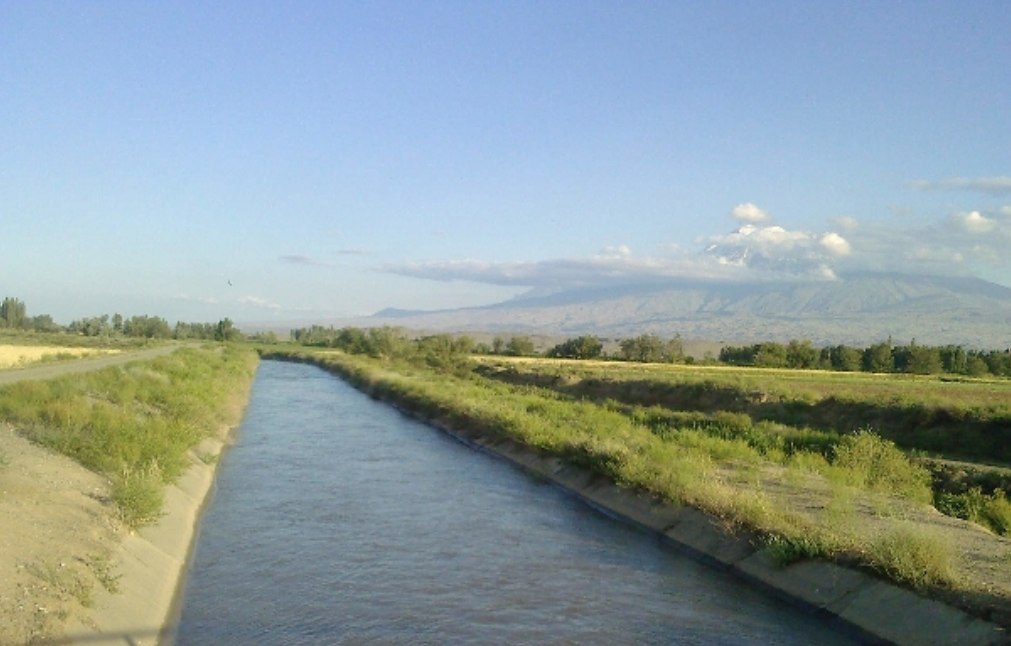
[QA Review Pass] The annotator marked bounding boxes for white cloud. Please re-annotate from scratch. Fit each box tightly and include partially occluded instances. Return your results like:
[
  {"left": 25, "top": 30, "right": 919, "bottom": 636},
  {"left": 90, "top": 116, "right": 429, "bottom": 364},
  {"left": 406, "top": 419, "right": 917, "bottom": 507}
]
[
  {"left": 602, "top": 244, "right": 632, "bottom": 257},
  {"left": 173, "top": 293, "right": 219, "bottom": 305},
  {"left": 704, "top": 224, "right": 849, "bottom": 278},
  {"left": 280, "top": 254, "right": 331, "bottom": 266},
  {"left": 383, "top": 252, "right": 746, "bottom": 289},
  {"left": 382, "top": 205, "right": 1011, "bottom": 294},
  {"left": 831, "top": 216, "right": 859, "bottom": 230},
  {"left": 730, "top": 203, "right": 771, "bottom": 223},
  {"left": 238, "top": 295, "right": 282, "bottom": 310},
  {"left": 910, "top": 176, "right": 1011, "bottom": 195},
  {"left": 820, "top": 232, "right": 852, "bottom": 256},
  {"left": 948, "top": 211, "right": 996, "bottom": 234}
]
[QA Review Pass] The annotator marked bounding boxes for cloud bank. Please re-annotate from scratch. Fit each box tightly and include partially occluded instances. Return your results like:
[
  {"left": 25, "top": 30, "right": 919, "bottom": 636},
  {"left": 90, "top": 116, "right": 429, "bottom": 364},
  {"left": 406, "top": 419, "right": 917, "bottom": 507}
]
[
  {"left": 910, "top": 176, "right": 1011, "bottom": 196},
  {"left": 381, "top": 197, "right": 1011, "bottom": 292},
  {"left": 385, "top": 205, "right": 854, "bottom": 289}
]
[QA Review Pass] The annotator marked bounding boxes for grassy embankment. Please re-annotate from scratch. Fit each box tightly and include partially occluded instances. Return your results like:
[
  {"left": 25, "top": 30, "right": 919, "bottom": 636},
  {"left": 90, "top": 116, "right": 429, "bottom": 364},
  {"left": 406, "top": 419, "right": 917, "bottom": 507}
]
[
  {"left": 265, "top": 347, "right": 1011, "bottom": 612},
  {"left": 0, "top": 344, "right": 258, "bottom": 527}
]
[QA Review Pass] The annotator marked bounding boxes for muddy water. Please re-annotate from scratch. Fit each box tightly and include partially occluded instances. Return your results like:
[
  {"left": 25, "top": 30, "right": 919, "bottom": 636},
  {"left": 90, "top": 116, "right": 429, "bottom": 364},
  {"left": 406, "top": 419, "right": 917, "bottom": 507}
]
[{"left": 174, "top": 360, "right": 861, "bottom": 645}]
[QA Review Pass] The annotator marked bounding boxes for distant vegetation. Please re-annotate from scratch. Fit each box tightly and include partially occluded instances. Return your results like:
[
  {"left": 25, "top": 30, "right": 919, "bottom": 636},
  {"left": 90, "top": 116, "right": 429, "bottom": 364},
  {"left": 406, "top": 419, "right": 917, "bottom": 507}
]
[
  {"left": 289, "top": 322, "right": 1011, "bottom": 377},
  {"left": 1, "top": 296, "right": 243, "bottom": 342}
]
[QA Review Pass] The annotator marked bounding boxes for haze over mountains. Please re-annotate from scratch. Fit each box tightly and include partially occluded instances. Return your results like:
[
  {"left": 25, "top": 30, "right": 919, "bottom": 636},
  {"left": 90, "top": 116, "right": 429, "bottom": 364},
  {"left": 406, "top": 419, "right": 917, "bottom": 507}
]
[{"left": 362, "top": 272, "right": 1011, "bottom": 349}]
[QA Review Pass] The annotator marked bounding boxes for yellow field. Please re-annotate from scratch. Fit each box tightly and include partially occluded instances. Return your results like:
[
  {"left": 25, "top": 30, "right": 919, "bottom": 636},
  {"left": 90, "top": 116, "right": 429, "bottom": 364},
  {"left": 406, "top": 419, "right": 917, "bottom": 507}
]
[{"left": 0, "top": 345, "right": 119, "bottom": 369}]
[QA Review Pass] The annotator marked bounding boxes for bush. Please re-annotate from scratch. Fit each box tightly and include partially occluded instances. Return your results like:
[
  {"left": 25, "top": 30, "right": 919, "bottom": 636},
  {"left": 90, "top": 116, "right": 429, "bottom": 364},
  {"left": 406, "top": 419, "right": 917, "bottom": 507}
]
[
  {"left": 111, "top": 463, "right": 165, "bottom": 528},
  {"left": 832, "top": 430, "right": 932, "bottom": 503},
  {"left": 866, "top": 525, "right": 958, "bottom": 590}
]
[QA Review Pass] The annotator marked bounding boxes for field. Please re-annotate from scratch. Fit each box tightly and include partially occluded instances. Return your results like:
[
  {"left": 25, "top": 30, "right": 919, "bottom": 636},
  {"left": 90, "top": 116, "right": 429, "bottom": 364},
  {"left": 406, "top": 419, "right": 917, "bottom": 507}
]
[
  {"left": 0, "top": 345, "right": 119, "bottom": 369},
  {"left": 267, "top": 346, "right": 1011, "bottom": 629}
]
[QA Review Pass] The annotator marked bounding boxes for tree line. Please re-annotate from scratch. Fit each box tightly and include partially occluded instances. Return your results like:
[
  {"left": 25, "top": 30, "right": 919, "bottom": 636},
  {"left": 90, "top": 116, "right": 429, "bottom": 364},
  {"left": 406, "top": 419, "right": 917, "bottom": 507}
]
[
  {"left": 0, "top": 296, "right": 242, "bottom": 342},
  {"left": 718, "top": 338, "right": 1011, "bottom": 377},
  {"left": 291, "top": 323, "right": 1011, "bottom": 378}
]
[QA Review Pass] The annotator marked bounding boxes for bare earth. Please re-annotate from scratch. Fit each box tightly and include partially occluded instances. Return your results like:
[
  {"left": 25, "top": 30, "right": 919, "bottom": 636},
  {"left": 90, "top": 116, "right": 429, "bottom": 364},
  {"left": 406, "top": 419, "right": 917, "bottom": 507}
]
[{"left": 0, "top": 424, "right": 120, "bottom": 643}]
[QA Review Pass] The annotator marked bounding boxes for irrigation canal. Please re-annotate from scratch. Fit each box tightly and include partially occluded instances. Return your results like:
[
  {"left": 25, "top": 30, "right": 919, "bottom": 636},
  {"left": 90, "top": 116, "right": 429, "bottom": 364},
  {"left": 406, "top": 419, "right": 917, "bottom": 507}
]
[{"left": 173, "top": 360, "right": 862, "bottom": 645}]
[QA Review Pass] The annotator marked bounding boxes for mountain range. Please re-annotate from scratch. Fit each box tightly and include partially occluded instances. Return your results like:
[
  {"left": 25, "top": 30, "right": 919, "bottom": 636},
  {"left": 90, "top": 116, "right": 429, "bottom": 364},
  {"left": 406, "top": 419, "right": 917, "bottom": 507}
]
[{"left": 362, "top": 273, "right": 1011, "bottom": 348}]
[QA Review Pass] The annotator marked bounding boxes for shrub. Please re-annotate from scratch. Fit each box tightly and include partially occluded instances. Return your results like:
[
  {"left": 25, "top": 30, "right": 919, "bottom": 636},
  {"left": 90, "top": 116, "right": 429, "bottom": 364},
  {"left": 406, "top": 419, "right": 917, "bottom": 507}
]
[
  {"left": 111, "top": 463, "right": 166, "bottom": 529},
  {"left": 832, "top": 430, "right": 932, "bottom": 503},
  {"left": 866, "top": 525, "right": 958, "bottom": 590}
]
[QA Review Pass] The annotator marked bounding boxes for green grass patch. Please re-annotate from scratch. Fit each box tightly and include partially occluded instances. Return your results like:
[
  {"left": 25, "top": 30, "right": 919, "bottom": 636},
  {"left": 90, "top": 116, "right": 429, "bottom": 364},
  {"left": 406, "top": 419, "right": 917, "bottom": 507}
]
[{"left": 0, "top": 344, "right": 257, "bottom": 527}]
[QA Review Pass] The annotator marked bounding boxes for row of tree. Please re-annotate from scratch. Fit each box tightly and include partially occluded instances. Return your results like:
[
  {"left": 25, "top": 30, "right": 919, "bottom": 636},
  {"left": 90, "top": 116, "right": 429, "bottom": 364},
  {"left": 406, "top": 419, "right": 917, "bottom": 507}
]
[
  {"left": 718, "top": 338, "right": 1011, "bottom": 376},
  {"left": 1, "top": 296, "right": 241, "bottom": 342},
  {"left": 292, "top": 324, "right": 1011, "bottom": 378}
]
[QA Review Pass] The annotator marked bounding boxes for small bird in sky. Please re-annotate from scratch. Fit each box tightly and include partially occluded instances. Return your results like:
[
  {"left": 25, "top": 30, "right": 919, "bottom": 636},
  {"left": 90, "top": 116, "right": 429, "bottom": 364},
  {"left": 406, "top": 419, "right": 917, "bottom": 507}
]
[{"left": 227, "top": 280, "right": 233, "bottom": 286}]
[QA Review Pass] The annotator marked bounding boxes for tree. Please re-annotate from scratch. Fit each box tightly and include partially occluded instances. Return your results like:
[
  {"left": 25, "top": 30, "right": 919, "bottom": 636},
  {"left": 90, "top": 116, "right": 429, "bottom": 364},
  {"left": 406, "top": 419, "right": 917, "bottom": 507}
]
[
  {"left": 619, "top": 333, "right": 684, "bottom": 363},
  {"left": 123, "top": 315, "right": 172, "bottom": 339},
  {"left": 785, "top": 339, "right": 818, "bottom": 369},
  {"left": 754, "top": 342, "right": 788, "bottom": 368},
  {"left": 829, "top": 345, "right": 862, "bottom": 372},
  {"left": 905, "top": 345, "right": 942, "bottom": 375},
  {"left": 863, "top": 340, "right": 893, "bottom": 373},
  {"left": 547, "top": 335, "right": 603, "bottom": 360},
  {"left": 505, "top": 335, "right": 535, "bottom": 356},
  {"left": 214, "top": 318, "right": 241, "bottom": 342},
  {"left": 69, "top": 315, "right": 111, "bottom": 337},
  {"left": 0, "top": 297, "right": 27, "bottom": 329},
  {"left": 29, "top": 314, "right": 60, "bottom": 333}
]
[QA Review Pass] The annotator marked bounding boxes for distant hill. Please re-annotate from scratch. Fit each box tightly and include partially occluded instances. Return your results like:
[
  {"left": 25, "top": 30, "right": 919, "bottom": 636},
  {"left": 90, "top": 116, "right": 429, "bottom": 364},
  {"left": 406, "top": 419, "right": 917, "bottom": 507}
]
[{"left": 361, "top": 273, "right": 1011, "bottom": 348}]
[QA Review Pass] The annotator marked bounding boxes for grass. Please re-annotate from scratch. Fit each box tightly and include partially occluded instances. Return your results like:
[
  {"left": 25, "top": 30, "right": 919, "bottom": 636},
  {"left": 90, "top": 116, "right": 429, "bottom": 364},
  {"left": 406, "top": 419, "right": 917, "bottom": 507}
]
[{"left": 0, "top": 344, "right": 258, "bottom": 527}]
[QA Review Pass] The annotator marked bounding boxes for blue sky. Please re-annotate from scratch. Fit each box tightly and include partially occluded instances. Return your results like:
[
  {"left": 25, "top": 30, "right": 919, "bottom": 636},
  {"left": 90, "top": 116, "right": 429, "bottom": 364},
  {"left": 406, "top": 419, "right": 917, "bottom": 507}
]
[{"left": 3, "top": 1, "right": 1010, "bottom": 325}]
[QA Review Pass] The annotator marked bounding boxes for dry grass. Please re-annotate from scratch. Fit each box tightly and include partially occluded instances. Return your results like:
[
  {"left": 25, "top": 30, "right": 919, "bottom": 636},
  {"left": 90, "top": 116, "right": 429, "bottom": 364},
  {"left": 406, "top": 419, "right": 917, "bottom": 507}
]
[{"left": 0, "top": 345, "right": 118, "bottom": 370}]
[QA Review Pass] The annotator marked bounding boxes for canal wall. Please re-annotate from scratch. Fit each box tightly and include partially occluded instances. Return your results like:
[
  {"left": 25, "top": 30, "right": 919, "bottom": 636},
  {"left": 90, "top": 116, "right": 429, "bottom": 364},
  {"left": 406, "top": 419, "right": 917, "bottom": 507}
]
[
  {"left": 61, "top": 379, "right": 255, "bottom": 646},
  {"left": 280, "top": 352, "right": 1009, "bottom": 646}
]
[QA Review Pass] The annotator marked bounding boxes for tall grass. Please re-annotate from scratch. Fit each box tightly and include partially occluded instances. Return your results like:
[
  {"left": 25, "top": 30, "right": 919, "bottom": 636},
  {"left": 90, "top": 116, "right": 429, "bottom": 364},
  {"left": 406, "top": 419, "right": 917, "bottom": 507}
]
[{"left": 0, "top": 345, "right": 258, "bottom": 527}]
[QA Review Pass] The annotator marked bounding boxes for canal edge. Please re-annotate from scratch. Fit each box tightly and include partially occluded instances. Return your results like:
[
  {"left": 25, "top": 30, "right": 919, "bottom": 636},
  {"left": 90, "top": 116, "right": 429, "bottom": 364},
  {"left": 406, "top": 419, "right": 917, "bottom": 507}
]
[{"left": 60, "top": 360, "right": 258, "bottom": 646}]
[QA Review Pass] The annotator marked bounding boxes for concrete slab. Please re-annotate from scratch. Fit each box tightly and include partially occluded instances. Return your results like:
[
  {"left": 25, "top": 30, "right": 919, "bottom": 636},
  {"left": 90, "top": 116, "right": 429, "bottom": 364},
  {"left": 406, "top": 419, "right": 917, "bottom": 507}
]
[{"left": 828, "top": 578, "right": 1009, "bottom": 646}]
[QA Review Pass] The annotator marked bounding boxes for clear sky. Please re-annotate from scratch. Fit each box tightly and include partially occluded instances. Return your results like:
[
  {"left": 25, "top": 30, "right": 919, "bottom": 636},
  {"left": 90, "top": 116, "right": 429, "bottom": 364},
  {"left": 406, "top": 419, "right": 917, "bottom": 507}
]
[{"left": 3, "top": 1, "right": 1010, "bottom": 325}]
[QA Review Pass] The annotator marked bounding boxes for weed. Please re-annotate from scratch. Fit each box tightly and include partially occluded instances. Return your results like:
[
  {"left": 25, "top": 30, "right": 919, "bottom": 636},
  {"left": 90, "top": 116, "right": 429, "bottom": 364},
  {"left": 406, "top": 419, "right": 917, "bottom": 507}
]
[
  {"left": 762, "top": 533, "right": 830, "bottom": 566},
  {"left": 111, "top": 463, "right": 165, "bottom": 529},
  {"left": 832, "top": 430, "right": 932, "bottom": 503},
  {"left": 196, "top": 449, "right": 220, "bottom": 465},
  {"left": 27, "top": 561, "right": 94, "bottom": 608},
  {"left": 85, "top": 553, "right": 121, "bottom": 594},
  {"left": 865, "top": 525, "right": 958, "bottom": 591}
]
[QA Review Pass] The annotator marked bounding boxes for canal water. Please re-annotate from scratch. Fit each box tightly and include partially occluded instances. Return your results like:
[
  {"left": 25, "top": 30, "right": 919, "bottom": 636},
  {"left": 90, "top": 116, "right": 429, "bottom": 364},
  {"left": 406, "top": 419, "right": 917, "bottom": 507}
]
[{"left": 174, "top": 361, "right": 861, "bottom": 645}]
